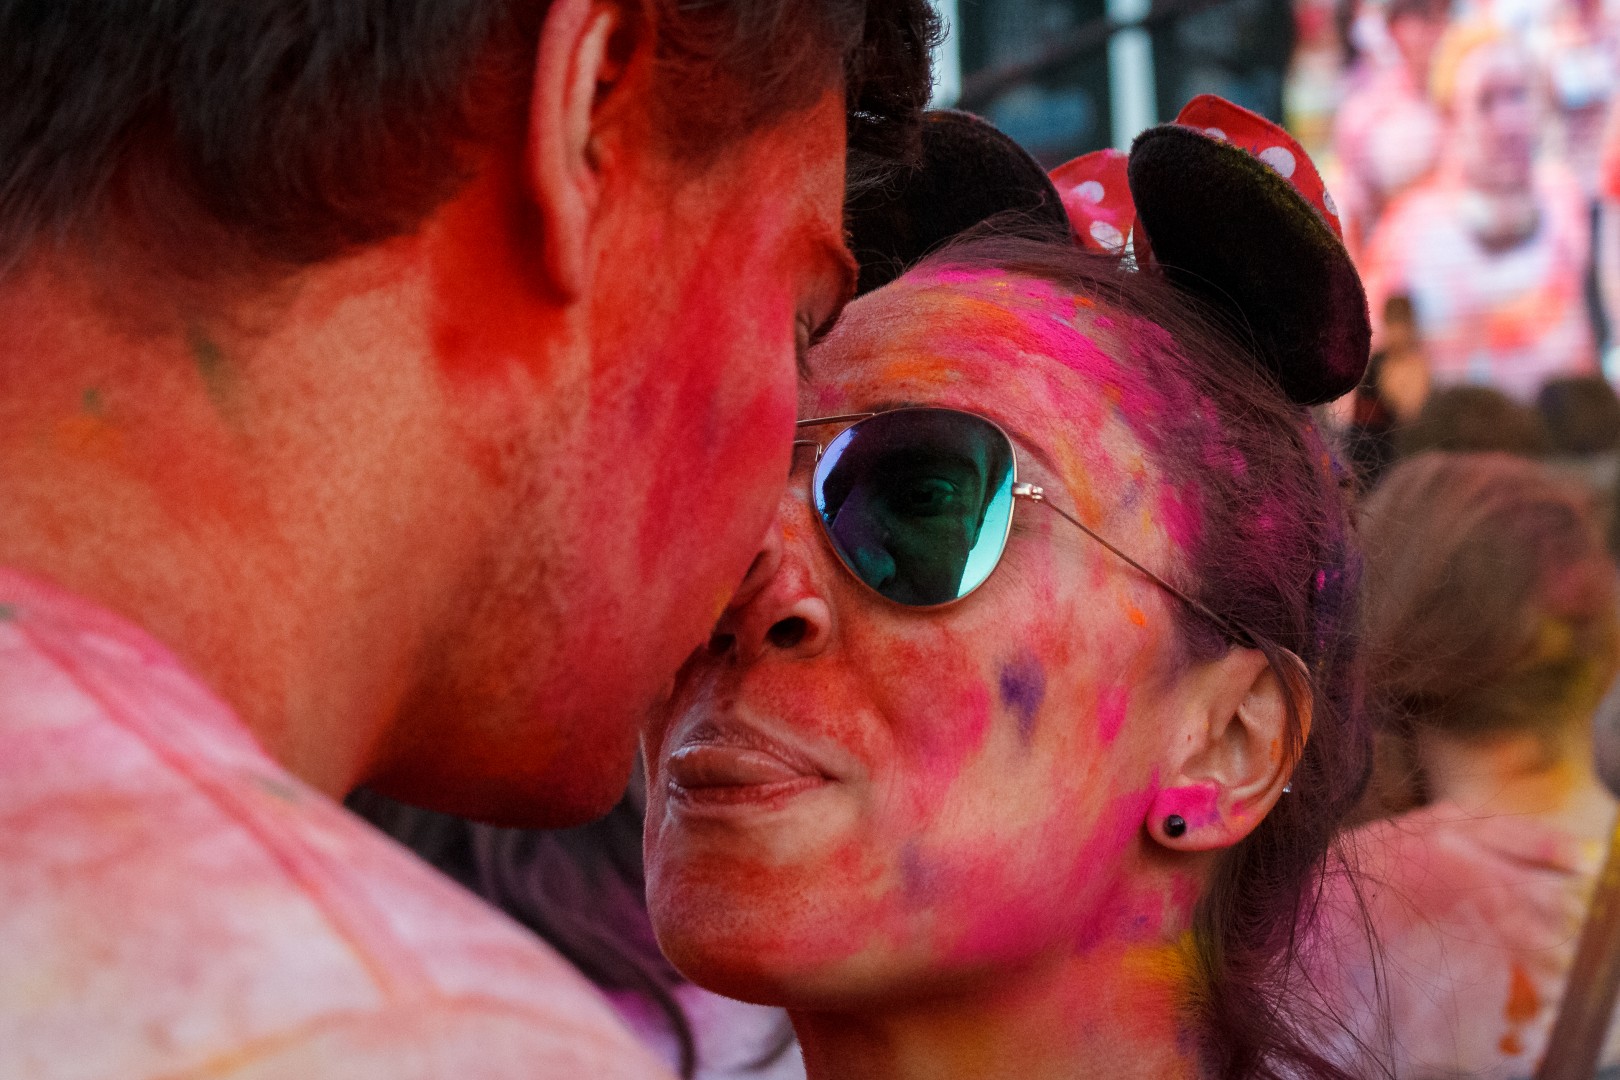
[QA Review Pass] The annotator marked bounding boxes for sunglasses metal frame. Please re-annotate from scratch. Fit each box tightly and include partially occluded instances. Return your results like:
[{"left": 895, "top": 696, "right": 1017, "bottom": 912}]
[{"left": 795, "top": 408, "right": 1260, "bottom": 649}]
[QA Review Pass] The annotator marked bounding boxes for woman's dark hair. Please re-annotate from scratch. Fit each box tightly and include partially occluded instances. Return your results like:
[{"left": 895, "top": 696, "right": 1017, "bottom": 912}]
[
  {"left": 0, "top": 0, "right": 938, "bottom": 277},
  {"left": 1360, "top": 452, "right": 1619, "bottom": 747},
  {"left": 916, "top": 234, "right": 1370, "bottom": 1080},
  {"left": 348, "top": 784, "right": 794, "bottom": 1079}
]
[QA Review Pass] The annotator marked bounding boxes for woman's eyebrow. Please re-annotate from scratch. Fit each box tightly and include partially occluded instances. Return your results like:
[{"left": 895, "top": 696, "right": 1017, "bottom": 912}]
[
  {"left": 1008, "top": 429, "right": 1059, "bottom": 475},
  {"left": 798, "top": 400, "right": 1061, "bottom": 475}
]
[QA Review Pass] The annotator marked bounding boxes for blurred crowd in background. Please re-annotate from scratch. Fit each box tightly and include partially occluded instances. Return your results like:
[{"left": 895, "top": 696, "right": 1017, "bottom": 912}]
[
  {"left": 950, "top": 0, "right": 1620, "bottom": 443},
  {"left": 1303, "top": 0, "right": 1620, "bottom": 416}
]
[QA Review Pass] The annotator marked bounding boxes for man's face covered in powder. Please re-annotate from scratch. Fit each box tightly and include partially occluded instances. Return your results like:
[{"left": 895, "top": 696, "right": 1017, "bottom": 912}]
[
  {"left": 643, "top": 269, "right": 1216, "bottom": 1004},
  {"left": 380, "top": 92, "right": 853, "bottom": 825}
]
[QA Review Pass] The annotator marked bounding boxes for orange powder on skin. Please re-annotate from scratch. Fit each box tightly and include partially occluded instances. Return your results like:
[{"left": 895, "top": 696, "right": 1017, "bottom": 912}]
[{"left": 876, "top": 355, "right": 967, "bottom": 387}]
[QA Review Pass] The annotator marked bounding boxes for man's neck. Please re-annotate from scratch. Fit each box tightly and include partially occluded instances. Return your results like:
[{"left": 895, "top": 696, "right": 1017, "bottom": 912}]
[
  {"left": 0, "top": 247, "right": 483, "bottom": 795},
  {"left": 790, "top": 937, "right": 1206, "bottom": 1080}
]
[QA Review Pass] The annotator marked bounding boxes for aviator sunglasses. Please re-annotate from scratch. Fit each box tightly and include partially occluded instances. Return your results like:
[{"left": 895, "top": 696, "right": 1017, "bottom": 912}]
[{"left": 795, "top": 407, "right": 1258, "bottom": 648}]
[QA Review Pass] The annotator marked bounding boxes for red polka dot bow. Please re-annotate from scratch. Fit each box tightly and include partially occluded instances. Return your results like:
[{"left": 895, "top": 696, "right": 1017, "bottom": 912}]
[{"left": 1049, "top": 95, "right": 1342, "bottom": 256}]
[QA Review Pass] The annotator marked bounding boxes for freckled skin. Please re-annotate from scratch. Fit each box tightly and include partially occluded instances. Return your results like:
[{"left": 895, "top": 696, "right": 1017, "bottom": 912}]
[{"left": 645, "top": 270, "right": 1241, "bottom": 1079}]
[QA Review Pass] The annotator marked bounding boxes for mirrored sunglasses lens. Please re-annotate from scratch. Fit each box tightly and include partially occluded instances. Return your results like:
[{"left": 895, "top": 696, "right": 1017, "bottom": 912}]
[{"left": 812, "top": 410, "right": 1017, "bottom": 606}]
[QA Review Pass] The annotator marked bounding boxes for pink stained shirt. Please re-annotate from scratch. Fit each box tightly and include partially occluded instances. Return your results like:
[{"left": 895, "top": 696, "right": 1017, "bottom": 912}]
[
  {"left": 1310, "top": 801, "right": 1620, "bottom": 1079},
  {"left": 1358, "top": 164, "right": 1597, "bottom": 402},
  {"left": 0, "top": 567, "right": 673, "bottom": 1080}
]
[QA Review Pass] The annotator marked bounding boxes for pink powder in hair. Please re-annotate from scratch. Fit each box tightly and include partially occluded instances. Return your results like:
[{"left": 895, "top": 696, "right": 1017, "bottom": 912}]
[
  {"left": 1155, "top": 483, "right": 1204, "bottom": 551},
  {"left": 926, "top": 267, "right": 998, "bottom": 287}
]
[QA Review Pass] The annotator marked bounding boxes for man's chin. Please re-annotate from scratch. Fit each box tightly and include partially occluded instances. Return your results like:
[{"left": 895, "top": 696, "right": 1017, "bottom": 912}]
[{"left": 363, "top": 740, "right": 638, "bottom": 829}]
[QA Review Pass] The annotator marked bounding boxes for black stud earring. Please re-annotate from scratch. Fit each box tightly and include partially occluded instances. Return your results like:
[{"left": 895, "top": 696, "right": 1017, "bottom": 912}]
[{"left": 1164, "top": 814, "right": 1187, "bottom": 839}]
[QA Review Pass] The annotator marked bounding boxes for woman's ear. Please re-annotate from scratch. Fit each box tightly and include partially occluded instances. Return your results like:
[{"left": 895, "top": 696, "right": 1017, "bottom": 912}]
[
  {"left": 527, "top": 0, "right": 642, "bottom": 300},
  {"left": 1148, "top": 649, "right": 1310, "bottom": 852}
]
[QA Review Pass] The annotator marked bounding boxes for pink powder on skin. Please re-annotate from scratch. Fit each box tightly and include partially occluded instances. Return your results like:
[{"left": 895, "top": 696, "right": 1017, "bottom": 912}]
[
  {"left": 1158, "top": 782, "right": 1222, "bottom": 829},
  {"left": 944, "top": 783, "right": 1160, "bottom": 965},
  {"left": 1095, "top": 685, "right": 1130, "bottom": 744}
]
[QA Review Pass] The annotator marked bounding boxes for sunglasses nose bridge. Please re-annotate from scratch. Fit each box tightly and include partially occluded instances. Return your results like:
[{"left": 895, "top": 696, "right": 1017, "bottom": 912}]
[{"left": 791, "top": 438, "right": 825, "bottom": 470}]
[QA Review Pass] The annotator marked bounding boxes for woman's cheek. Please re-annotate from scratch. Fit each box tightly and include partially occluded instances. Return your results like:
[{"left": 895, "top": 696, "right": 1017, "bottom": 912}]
[{"left": 863, "top": 632, "right": 996, "bottom": 815}]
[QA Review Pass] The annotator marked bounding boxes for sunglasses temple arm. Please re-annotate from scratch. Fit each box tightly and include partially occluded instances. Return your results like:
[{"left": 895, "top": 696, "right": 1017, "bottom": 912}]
[{"left": 1018, "top": 487, "right": 1259, "bottom": 648}]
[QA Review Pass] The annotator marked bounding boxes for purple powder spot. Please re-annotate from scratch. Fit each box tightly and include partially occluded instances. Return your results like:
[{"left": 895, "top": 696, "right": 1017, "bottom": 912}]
[
  {"left": 999, "top": 651, "right": 1047, "bottom": 743},
  {"left": 1096, "top": 685, "right": 1130, "bottom": 744},
  {"left": 1315, "top": 569, "right": 1327, "bottom": 591},
  {"left": 900, "top": 840, "right": 937, "bottom": 904}
]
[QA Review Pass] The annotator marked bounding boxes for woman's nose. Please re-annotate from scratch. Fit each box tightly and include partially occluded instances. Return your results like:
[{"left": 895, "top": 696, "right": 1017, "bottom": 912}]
[{"left": 707, "top": 506, "right": 832, "bottom": 663}]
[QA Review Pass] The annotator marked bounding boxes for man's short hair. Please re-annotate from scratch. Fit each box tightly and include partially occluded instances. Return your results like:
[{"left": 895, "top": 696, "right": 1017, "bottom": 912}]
[{"left": 0, "top": 0, "right": 937, "bottom": 278}]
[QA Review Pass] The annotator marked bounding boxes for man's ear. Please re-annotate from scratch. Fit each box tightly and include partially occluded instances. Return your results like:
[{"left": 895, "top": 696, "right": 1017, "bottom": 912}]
[
  {"left": 1148, "top": 648, "right": 1309, "bottom": 853},
  {"left": 527, "top": 0, "right": 641, "bottom": 300}
]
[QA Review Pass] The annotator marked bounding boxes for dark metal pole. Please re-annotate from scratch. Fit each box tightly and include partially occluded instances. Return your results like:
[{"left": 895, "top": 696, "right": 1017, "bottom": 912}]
[{"left": 1535, "top": 816, "right": 1620, "bottom": 1080}]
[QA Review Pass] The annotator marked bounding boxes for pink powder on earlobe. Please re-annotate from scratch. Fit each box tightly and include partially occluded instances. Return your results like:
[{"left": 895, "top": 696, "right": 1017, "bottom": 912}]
[
  {"left": 1160, "top": 782, "right": 1221, "bottom": 829},
  {"left": 1096, "top": 685, "right": 1130, "bottom": 744}
]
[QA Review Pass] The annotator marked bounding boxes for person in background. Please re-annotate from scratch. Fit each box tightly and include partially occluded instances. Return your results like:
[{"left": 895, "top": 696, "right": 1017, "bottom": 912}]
[
  {"left": 350, "top": 782, "right": 805, "bottom": 1080},
  {"left": 1313, "top": 452, "right": 1620, "bottom": 1077},
  {"left": 1534, "top": 0, "right": 1616, "bottom": 354},
  {"left": 1537, "top": 0, "right": 1616, "bottom": 198},
  {"left": 1397, "top": 384, "right": 1551, "bottom": 458},
  {"left": 1539, "top": 374, "right": 1620, "bottom": 459},
  {"left": 1331, "top": 0, "right": 1451, "bottom": 255},
  {"left": 0, "top": 1, "right": 936, "bottom": 1077},
  {"left": 1360, "top": 23, "right": 1597, "bottom": 400},
  {"left": 1346, "top": 293, "right": 1432, "bottom": 489},
  {"left": 1539, "top": 374, "right": 1620, "bottom": 539},
  {"left": 1591, "top": 104, "right": 1620, "bottom": 371}
]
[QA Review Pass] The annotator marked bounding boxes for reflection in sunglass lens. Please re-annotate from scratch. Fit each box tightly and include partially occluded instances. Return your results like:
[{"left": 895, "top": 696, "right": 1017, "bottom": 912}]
[{"left": 812, "top": 410, "right": 1017, "bottom": 606}]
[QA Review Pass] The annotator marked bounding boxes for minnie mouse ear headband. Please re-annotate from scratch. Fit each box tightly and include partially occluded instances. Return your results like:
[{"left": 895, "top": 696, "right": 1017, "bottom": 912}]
[
  {"left": 1052, "top": 95, "right": 1370, "bottom": 405},
  {"left": 847, "top": 97, "right": 1371, "bottom": 406},
  {"left": 845, "top": 109, "right": 1072, "bottom": 296}
]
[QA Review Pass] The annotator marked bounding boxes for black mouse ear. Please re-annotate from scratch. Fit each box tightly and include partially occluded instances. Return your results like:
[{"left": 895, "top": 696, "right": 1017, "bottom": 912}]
[
  {"left": 846, "top": 110, "right": 1071, "bottom": 295},
  {"left": 1127, "top": 95, "right": 1371, "bottom": 406}
]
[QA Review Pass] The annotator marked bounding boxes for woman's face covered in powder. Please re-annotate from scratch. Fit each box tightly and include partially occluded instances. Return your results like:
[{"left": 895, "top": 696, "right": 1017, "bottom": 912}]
[{"left": 644, "top": 267, "right": 1264, "bottom": 1006}]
